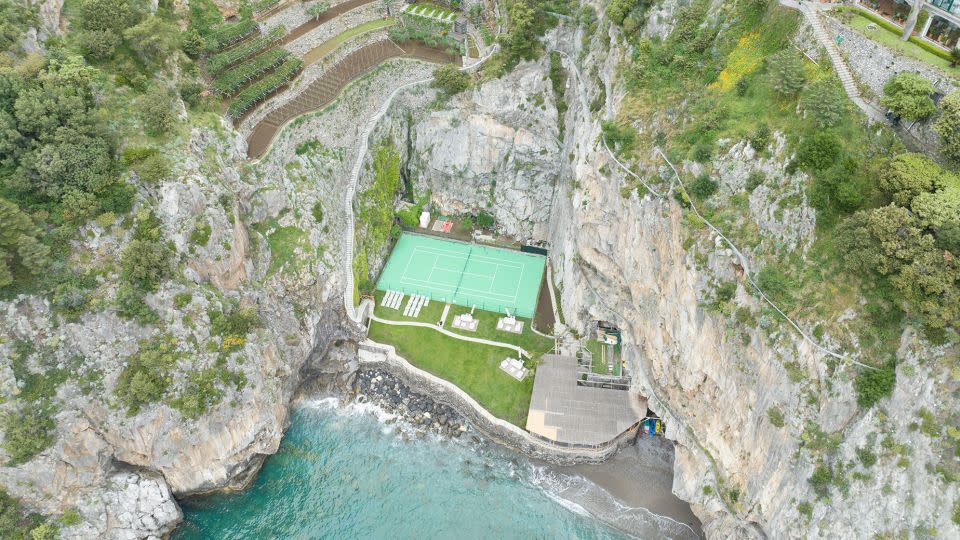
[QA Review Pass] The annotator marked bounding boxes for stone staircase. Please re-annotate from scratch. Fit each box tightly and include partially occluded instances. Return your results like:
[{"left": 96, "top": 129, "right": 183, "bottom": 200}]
[{"left": 781, "top": 0, "right": 888, "bottom": 123}]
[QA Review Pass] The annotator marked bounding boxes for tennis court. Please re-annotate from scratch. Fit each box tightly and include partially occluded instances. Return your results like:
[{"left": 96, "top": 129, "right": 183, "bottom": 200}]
[{"left": 376, "top": 233, "right": 546, "bottom": 317}]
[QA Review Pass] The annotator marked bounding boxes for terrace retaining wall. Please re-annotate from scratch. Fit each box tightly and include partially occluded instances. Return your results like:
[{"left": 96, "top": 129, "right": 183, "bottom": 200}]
[{"left": 356, "top": 339, "right": 641, "bottom": 464}]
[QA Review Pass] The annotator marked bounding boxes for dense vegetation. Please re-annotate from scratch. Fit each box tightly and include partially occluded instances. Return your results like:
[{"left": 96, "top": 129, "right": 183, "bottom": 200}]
[
  {"left": 610, "top": 0, "right": 957, "bottom": 358},
  {"left": 353, "top": 141, "right": 402, "bottom": 296}
]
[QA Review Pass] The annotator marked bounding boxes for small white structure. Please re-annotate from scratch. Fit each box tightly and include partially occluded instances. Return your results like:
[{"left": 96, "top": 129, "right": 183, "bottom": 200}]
[
  {"left": 419, "top": 210, "right": 431, "bottom": 228},
  {"left": 497, "top": 315, "right": 523, "bottom": 334},
  {"left": 499, "top": 357, "right": 529, "bottom": 381},
  {"left": 451, "top": 312, "right": 478, "bottom": 331}
]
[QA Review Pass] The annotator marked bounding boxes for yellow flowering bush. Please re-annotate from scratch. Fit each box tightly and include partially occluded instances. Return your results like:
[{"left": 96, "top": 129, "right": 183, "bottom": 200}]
[{"left": 710, "top": 33, "right": 762, "bottom": 92}]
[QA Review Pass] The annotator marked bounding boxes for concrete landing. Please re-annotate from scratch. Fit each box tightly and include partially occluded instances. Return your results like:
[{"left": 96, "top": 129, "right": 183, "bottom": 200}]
[{"left": 526, "top": 354, "right": 646, "bottom": 446}]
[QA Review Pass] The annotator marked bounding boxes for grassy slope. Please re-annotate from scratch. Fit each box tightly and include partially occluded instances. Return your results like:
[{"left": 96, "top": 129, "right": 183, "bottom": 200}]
[{"left": 618, "top": 1, "right": 905, "bottom": 362}]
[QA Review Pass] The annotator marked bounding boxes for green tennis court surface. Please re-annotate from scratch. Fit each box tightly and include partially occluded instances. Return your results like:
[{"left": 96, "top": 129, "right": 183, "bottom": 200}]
[{"left": 376, "top": 233, "right": 546, "bottom": 317}]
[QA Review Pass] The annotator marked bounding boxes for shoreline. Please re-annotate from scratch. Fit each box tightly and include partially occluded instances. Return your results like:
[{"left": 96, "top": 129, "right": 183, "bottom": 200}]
[{"left": 347, "top": 366, "right": 704, "bottom": 539}]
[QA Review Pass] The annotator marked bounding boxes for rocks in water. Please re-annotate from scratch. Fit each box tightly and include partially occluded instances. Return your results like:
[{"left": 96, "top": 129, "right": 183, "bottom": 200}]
[{"left": 353, "top": 369, "right": 468, "bottom": 438}]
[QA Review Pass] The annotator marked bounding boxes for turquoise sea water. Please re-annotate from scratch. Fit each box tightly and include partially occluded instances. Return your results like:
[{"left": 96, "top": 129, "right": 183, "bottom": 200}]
[{"left": 176, "top": 399, "right": 643, "bottom": 540}]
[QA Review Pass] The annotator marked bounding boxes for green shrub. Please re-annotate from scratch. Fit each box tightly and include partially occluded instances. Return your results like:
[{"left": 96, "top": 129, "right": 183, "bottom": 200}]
[
  {"left": 190, "top": 221, "right": 212, "bottom": 247},
  {"left": 1, "top": 402, "right": 56, "bottom": 465},
  {"left": 691, "top": 142, "right": 713, "bottom": 163},
  {"left": 746, "top": 171, "right": 765, "bottom": 192},
  {"left": 179, "top": 79, "right": 205, "bottom": 108},
  {"left": 121, "top": 237, "right": 173, "bottom": 291},
  {"left": 797, "top": 132, "right": 841, "bottom": 171},
  {"left": 856, "top": 446, "right": 877, "bottom": 468},
  {"left": 606, "top": 0, "right": 638, "bottom": 25},
  {"left": 432, "top": 64, "right": 470, "bottom": 95},
  {"left": 476, "top": 211, "right": 495, "bottom": 229},
  {"left": 115, "top": 283, "right": 160, "bottom": 325},
  {"left": 797, "top": 501, "right": 813, "bottom": 518},
  {"left": 854, "top": 359, "right": 897, "bottom": 408},
  {"left": 133, "top": 154, "right": 172, "bottom": 184},
  {"left": 140, "top": 87, "right": 176, "bottom": 136},
  {"left": 209, "top": 302, "right": 262, "bottom": 338},
  {"left": 689, "top": 174, "right": 719, "bottom": 199},
  {"left": 767, "top": 406, "right": 785, "bottom": 428},
  {"left": 935, "top": 91, "right": 960, "bottom": 162},
  {"left": 170, "top": 368, "right": 225, "bottom": 419},
  {"left": 311, "top": 201, "right": 324, "bottom": 223},
  {"left": 809, "top": 463, "right": 833, "bottom": 499},
  {"left": 114, "top": 336, "right": 180, "bottom": 415},
  {"left": 880, "top": 72, "right": 936, "bottom": 121},
  {"left": 767, "top": 49, "right": 806, "bottom": 96},
  {"left": 0, "top": 488, "right": 48, "bottom": 538},
  {"left": 756, "top": 264, "right": 795, "bottom": 306},
  {"left": 601, "top": 120, "right": 635, "bottom": 153},
  {"left": 173, "top": 292, "right": 193, "bottom": 309},
  {"left": 800, "top": 77, "right": 846, "bottom": 128},
  {"left": 750, "top": 124, "right": 771, "bottom": 152}
]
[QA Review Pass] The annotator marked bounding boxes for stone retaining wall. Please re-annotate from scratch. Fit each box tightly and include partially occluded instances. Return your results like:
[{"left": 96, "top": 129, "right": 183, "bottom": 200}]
[{"left": 357, "top": 339, "right": 641, "bottom": 464}]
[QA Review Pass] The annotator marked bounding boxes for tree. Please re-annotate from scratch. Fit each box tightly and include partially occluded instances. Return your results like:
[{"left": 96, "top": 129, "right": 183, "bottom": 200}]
[
  {"left": 935, "top": 91, "right": 960, "bottom": 162},
  {"left": 607, "top": 0, "right": 638, "bottom": 25},
  {"left": 880, "top": 72, "right": 936, "bottom": 121},
  {"left": 911, "top": 179, "right": 960, "bottom": 229},
  {"left": 0, "top": 198, "right": 49, "bottom": 288},
  {"left": 767, "top": 49, "right": 805, "bottom": 96},
  {"left": 505, "top": 1, "right": 538, "bottom": 63},
  {"left": 689, "top": 174, "right": 718, "bottom": 199},
  {"left": 879, "top": 152, "right": 949, "bottom": 206},
  {"left": 78, "top": 29, "right": 121, "bottom": 60},
  {"left": 432, "top": 64, "right": 470, "bottom": 95},
  {"left": 797, "top": 132, "right": 841, "bottom": 171},
  {"left": 140, "top": 86, "right": 175, "bottom": 136},
  {"left": 800, "top": 77, "right": 845, "bottom": 128},
  {"left": 123, "top": 16, "right": 178, "bottom": 67},
  {"left": 1, "top": 403, "right": 55, "bottom": 465},
  {"left": 307, "top": 1, "right": 330, "bottom": 19},
  {"left": 900, "top": 0, "right": 925, "bottom": 41},
  {"left": 0, "top": 0, "right": 37, "bottom": 54},
  {"left": 854, "top": 360, "right": 897, "bottom": 408}
]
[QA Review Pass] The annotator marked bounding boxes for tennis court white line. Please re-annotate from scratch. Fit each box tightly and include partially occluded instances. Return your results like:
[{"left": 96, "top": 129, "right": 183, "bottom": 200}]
[{"left": 408, "top": 246, "right": 525, "bottom": 271}]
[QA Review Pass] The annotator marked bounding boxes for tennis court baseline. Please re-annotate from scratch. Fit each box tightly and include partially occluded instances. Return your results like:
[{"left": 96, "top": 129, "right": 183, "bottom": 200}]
[{"left": 375, "top": 233, "right": 546, "bottom": 317}]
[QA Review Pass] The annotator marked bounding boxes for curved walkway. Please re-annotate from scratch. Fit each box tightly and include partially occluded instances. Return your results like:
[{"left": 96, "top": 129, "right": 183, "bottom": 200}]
[
  {"left": 368, "top": 313, "right": 530, "bottom": 358},
  {"left": 246, "top": 40, "right": 458, "bottom": 159}
]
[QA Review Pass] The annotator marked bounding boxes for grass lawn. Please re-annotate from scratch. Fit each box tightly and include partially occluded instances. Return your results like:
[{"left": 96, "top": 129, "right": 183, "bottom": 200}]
[
  {"left": 846, "top": 14, "right": 955, "bottom": 72},
  {"left": 303, "top": 18, "right": 396, "bottom": 65},
  {"left": 368, "top": 320, "right": 535, "bottom": 426},
  {"left": 446, "top": 304, "right": 555, "bottom": 357},
  {"left": 369, "top": 293, "right": 555, "bottom": 426},
  {"left": 585, "top": 340, "right": 621, "bottom": 376},
  {"left": 373, "top": 290, "right": 446, "bottom": 324}
]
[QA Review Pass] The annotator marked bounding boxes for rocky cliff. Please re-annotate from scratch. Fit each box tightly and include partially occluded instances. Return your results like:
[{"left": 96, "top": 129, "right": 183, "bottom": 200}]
[{"left": 363, "top": 4, "right": 959, "bottom": 539}]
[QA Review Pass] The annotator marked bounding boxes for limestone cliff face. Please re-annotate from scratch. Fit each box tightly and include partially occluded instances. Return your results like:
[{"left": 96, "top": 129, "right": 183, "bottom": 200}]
[{"left": 391, "top": 9, "right": 959, "bottom": 540}]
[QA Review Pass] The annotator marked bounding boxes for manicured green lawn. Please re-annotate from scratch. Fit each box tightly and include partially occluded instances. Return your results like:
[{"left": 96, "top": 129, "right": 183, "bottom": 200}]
[
  {"left": 445, "top": 304, "right": 555, "bottom": 357},
  {"left": 372, "top": 290, "right": 446, "bottom": 324},
  {"left": 368, "top": 294, "right": 555, "bottom": 426},
  {"left": 367, "top": 320, "right": 535, "bottom": 426},
  {"left": 303, "top": 19, "right": 396, "bottom": 65},
  {"left": 847, "top": 12, "right": 956, "bottom": 73}
]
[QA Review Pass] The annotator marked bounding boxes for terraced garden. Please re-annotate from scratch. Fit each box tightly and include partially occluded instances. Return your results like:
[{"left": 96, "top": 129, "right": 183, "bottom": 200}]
[{"left": 197, "top": 17, "right": 301, "bottom": 122}]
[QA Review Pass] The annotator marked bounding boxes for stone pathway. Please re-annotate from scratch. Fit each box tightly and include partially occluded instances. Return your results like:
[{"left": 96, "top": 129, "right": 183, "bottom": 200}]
[{"left": 368, "top": 312, "right": 530, "bottom": 358}]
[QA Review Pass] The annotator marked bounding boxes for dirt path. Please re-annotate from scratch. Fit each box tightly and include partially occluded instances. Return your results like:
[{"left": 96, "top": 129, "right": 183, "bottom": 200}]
[
  {"left": 279, "top": 0, "right": 378, "bottom": 46},
  {"left": 246, "top": 40, "right": 459, "bottom": 160}
]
